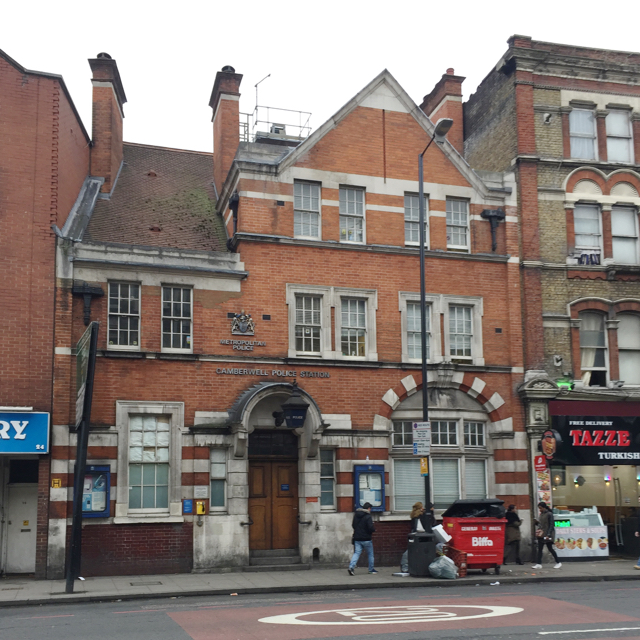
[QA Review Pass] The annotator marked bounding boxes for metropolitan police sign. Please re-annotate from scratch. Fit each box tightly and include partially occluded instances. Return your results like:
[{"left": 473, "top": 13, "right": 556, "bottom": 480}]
[{"left": 0, "top": 412, "right": 50, "bottom": 454}]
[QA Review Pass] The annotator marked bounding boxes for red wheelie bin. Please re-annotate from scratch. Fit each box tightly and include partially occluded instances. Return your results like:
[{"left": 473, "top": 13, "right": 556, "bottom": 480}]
[{"left": 442, "top": 499, "right": 506, "bottom": 575}]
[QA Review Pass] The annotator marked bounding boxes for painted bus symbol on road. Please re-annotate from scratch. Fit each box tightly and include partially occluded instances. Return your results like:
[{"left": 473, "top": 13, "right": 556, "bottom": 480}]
[{"left": 259, "top": 604, "right": 523, "bottom": 626}]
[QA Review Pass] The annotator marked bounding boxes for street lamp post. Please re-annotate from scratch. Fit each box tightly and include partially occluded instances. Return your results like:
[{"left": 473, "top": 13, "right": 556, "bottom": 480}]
[{"left": 418, "top": 118, "right": 453, "bottom": 508}]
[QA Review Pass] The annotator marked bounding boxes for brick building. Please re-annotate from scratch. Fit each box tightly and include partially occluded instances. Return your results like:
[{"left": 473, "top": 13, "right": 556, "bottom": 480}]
[
  {"left": 465, "top": 36, "right": 640, "bottom": 550},
  {"left": 0, "top": 50, "right": 90, "bottom": 577}
]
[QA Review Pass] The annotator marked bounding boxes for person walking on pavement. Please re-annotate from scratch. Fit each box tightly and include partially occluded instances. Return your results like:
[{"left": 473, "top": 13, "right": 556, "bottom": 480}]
[
  {"left": 532, "top": 501, "right": 562, "bottom": 569},
  {"left": 348, "top": 502, "right": 377, "bottom": 575},
  {"left": 503, "top": 504, "right": 524, "bottom": 565},
  {"left": 633, "top": 495, "right": 640, "bottom": 569}
]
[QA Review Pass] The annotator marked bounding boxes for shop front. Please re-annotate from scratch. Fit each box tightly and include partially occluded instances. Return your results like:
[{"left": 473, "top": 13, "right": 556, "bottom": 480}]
[{"left": 0, "top": 411, "right": 50, "bottom": 574}]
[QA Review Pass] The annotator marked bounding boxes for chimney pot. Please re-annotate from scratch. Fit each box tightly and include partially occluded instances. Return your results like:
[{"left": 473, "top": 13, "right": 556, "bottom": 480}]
[
  {"left": 97, "top": 52, "right": 112, "bottom": 59},
  {"left": 446, "top": 68, "right": 454, "bottom": 75},
  {"left": 221, "top": 65, "right": 236, "bottom": 73}
]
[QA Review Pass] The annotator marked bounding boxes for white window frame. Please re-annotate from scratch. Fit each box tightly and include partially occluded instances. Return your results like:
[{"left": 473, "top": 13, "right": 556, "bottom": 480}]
[
  {"left": 398, "top": 292, "right": 442, "bottom": 364},
  {"left": 579, "top": 311, "right": 609, "bottom": 388},
  {"left": 611, "top": 205, "right": 639, "bottom": 264},
  {"left": 107, "top": 282, "right": 141, "bottom": 351},
  {"left": 339, "top": 186, "right": 366, "bottom": 244},
  {"left": 335, "top": 287, "right": 378, "bottom": 361},
  {"left": 320, "top": 448, "right": 336, "bottom": 511},
  {"left": 618, "top": 313, "right": 640, "bottom": 387},
  {"left": 443, "top": 295, "right": 484, "bottom": 366},
  {"left": 464, "top": 421, "right": 486, "bottom": 447},
  {"left": 114, "top": 401, "right": 184, "bottom": 524},
  {"left": 161, "top": 285, "right": 193, "bottom": 354},
  {"left": 404, "top": 193, "right": 429, "bottom": 247},
  {"left": 210, "top": 448, "right": 227, "bottom": 512},
  {"left": 446, "top": 198, "right": 470, "bottom": 252},
  {"left": 286, "top": 284, "right": 333, "bottom": 359},
  {"left": 569, "top": 108, "right": 598, "bottom": 160},
  {"left": 606, "top": 109, "right": 634, "bottom": 164},
  {"left": 294, "top": 180, "right": 321, "bottom": 239},
  {"left": 391, "top": 420, "right": 414, "bottom": 449},
  {"left": 573, "top": 203, "right": 603, "bottom": 256}
]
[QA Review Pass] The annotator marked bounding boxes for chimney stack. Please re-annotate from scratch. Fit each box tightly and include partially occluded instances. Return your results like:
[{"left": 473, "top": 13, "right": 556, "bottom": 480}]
[
  {"left": 89, "top": 53, "right": 127, "bottom": 193},
  {"left": 209, "top": 66, "right": 243, "bottom": 195},
  {"left": 420, "top": 69, "right": 465, "bottom": 155}
]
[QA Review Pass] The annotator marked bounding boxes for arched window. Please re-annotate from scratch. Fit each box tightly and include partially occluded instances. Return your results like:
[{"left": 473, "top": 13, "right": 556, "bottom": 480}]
[
  {"left": 618, "top": 314, "right": 640, "bottom": 385},
  {"left": 579, "top": 312, "right": 608, "bottom": 387}
]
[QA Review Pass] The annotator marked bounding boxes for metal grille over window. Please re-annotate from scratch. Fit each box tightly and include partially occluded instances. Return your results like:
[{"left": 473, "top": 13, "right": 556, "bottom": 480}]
[
  {"left": 341, "top": 298, "right": 366, "bottom": 356},
  {"left": 465, "top": 459, "right": 487, "bottom": 500},
  {"left": 449, "top": 305, "right": 472, "bottom": 358},
  {"left": 574, "top": 204, "right": 601, "bottom": 254},
  {"left": 294, "top": 181, "right": 320, "bottom": 238},
  {"left": 393, "top": 421, "right": 413, "bottom": 447},
  {"left": 320, "top": 449, "right": 335, "bottom": 508},
  {"left": 162, "top": 286, "right": 192, "bottom": 350},
  {"left": 618, "top": 314, "right": 640, "bottom": 385},
  {"left": 339, "top": 187, "right": 364, "bottom": 243},
  {"left": 446, "top": 199, "right": 469, "bottom": 250},
  {"left": 606, "top": 111, "right": 633, "bottom": 163},
  {"left": 210, "top": 449, "right": 226, "bottom": 508},
  {"left": 394, "top": 458, "right": 425, "bottom": 511},
  {"left": 579, "top": 312, "right": 607, "bottom": 387},
  {"left": 611, "top": 206, "right": 638, "bottom": 264},
  {"left": 404, "top": 193, "right": 427, "bottom": 245},
  {"left": 129, "top": 415, "right": 169, "bottom": 510},
  {"left": 431, "top": 421, "right": 458, "bottom": 446},
  {"left": 108, "top": 283, "right": 140, "bottom": 347},
  {"left": 570, "top": 109, "right": 597, "bottom": 160},
  {"left": 464, "top": 422, "right": 485, "bottom": 447},
  {"left": 295, "top": 295, "right": 321, "bottom": 353},
  {"left": 407, "top": 302, "right": 429, "bottom": 359},
  {"left": 432, "top": 458, "right": 459, "bottom": 509}
]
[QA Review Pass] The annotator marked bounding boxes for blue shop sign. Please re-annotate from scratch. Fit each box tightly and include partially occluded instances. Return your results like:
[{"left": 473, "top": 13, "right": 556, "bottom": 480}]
[{"left": 0, "top": 412, "right": 50, "bottom": 454}]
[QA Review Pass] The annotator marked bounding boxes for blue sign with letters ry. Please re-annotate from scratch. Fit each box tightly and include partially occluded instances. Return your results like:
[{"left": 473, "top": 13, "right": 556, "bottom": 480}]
[{"left": 0, "top": 412, "right": 50, "bottom": 454}]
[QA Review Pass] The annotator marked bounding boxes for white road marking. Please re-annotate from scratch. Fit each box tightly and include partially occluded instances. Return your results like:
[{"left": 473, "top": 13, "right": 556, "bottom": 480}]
[
  {"left": 260, "top": 604, "right": 523, "bottom": 626},
  {"left": 539, "top": 628, "right": 640, "bottom": 635}
]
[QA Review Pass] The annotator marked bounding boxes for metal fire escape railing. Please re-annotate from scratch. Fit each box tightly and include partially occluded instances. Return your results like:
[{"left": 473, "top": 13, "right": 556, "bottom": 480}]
[{"left": 239, "top": 105, "right": 311, "bottom": 143}]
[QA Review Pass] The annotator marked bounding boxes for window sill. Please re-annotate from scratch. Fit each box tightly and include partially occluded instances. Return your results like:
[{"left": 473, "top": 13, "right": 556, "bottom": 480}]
[
  {"left": 378, "top": 513, "right": 410, "bottom": 522},
  {"left": 113, "top": 515, "right": 185, "bottom": 525}
]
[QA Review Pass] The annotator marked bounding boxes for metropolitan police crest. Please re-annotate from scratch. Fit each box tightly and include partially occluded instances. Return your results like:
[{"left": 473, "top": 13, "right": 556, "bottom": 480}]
[{"left": 231, "top": 311, "right": 255, "bottom": 336}]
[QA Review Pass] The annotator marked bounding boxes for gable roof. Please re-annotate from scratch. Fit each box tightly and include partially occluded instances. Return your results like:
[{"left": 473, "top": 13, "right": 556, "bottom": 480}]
[{"left": 85, "top": 143, "right": 227, "bottom": 252}]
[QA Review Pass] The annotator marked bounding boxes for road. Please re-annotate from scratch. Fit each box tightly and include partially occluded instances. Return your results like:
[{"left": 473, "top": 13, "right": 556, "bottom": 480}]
[{"left": 1, "top": 580, "right": 640, "bottom": 640}]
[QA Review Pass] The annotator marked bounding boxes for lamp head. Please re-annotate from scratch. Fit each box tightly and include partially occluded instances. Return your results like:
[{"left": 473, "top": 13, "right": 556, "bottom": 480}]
[{"left": 433, "top": 118, "right": 454, "bottom": 143}]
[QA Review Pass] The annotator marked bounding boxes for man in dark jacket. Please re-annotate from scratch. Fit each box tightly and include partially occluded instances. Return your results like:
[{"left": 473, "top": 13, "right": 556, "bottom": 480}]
[{"left": 348, "top": 502, "right": 377, "bottom": 575}]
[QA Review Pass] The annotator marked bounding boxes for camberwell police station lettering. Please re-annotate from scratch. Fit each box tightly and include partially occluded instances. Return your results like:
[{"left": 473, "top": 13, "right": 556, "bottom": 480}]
[
  {"left": 216, "top": 367, "right": 330, "bottom": 378},
  {"left": 0, "top": 412, "right": 50, "bottom": 454}
]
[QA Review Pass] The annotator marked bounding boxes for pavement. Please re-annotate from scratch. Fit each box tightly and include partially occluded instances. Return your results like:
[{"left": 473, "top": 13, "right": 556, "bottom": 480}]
[{"left": 1, "top": 557, "right": 638, "bottom": 608}]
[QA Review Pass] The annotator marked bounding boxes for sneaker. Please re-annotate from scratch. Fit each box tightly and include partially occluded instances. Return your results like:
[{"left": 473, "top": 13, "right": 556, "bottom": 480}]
[
  {"left": 531, "top": 564, "right": 542, "bottom": 569},
  {"left": 347, "top": 568, "right": 354, "bottom": 576},
  {"left": 554, "top": 562, "right": 562, "bottom": 569},
  {"left": 369, "top": 569, "right": 378, "bottom": 574},
  {"left": 634, "top": 565, "right": 640, "bottom": 570}
]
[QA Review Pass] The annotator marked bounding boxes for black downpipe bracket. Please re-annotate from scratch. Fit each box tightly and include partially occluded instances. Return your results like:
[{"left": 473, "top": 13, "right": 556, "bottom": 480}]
[{"left": 480, "top": 208, "right": 506, "bottom": 252}]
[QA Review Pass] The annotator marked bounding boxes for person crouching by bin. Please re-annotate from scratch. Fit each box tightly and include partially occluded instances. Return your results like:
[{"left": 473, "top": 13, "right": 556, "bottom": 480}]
[
  {"left": 503, "top": 504, "right": 523, "bottom": 565},
  {"left": 410, "top": 501, "right": 435, "bottom": 533},
  {"left": 348, "top": 502, "right": 377, "bottom": 575},
  {"left": 532, "top": 501, "right": 562, "bottom": 569}
]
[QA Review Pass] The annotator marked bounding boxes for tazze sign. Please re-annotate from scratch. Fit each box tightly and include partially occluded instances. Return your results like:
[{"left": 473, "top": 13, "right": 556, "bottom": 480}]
[
  {"left": 549, "top": 415, "right": 640, "bottom": 465},
  {"left": 0, "top": 412, "right": 50, "bottom": 454}
]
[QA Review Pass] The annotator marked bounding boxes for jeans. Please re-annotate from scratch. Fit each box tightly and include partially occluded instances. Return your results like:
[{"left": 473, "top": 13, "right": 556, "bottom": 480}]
[
  {"left": 536, "top": 538, "right": 559, "bottom": 564},
  {"left": 349, "top": 540, "right": 375, "bottom": 572}
]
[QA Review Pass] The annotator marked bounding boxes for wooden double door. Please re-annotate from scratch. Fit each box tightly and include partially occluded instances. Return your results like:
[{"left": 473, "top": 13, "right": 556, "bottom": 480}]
[{"left": 248, "top": 460, "right": 298, "bottom": 550}]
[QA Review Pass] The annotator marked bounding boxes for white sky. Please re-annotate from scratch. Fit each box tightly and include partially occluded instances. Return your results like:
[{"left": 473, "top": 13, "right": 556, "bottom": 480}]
[{"left": 3, "top": 0, "right": 639, "bottom": 153}]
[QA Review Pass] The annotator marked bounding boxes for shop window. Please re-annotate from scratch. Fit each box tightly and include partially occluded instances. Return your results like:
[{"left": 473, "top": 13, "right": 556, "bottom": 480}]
[
  {"left": 579, "top": 312, "right": 608, "bottom": 387},
  {"left": 570, "top": 109, "right": 597, "bottom": 160},
  {"left": 294, "top": 181, "right": 321, "bottom": 239},
  {"left": 432, "top": 458, "right": 460, "bottom": 509},
  {"left": 393, "top": 458, "right": 426, "bottom": 511},
  {"left": 446, "top": 198, "right": 469, "bottom": 251},
  {"left": 162, "top": 286, "right": 192, "bottom": 352},
  {"left": 618, "top": 314, "right": 640, "bottom": 386},
  {"left": 606, "top": 110, "right": 633, "bottom": 163},
  {"left": 320, "top": 449, "right": 336, "bottom": 510},
  {"left": 339, "top": 186, "right": 365, "bottom": 243},
  {"left": 432, "top": 421, "right": 458, "bottom": 446},
  {"left": 574, "top": 204, "right": 602, "bottom": 255},
  {"left": 404, "top": 193, "right": 428, "bottom": 246},
  {"left": 612, "top": 206, "right": 639, "bottom": 264},
  {"left": 464, "top": 422, "right": 485, "bottom": 447},
  {"left": 210, "top": 449, "right": 226, "bottom": 510},
  {"left": 108, "top": 282, "right": 140, "bottom": 349},
  {"left": 128, "top": 415, "right": 170, "bottom": 511}
]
